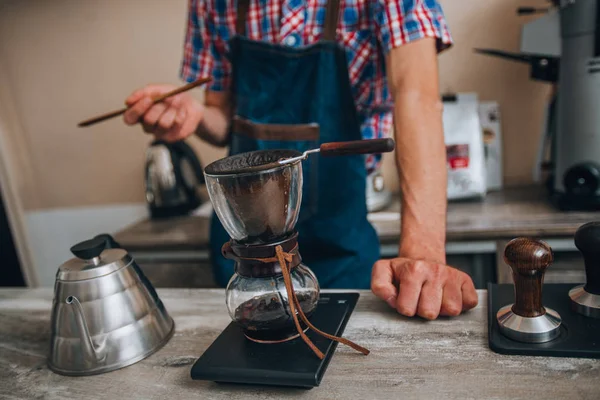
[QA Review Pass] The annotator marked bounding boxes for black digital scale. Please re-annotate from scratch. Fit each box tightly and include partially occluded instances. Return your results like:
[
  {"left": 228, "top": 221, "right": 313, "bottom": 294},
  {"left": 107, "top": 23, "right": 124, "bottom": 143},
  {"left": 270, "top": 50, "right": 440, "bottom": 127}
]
[
  {"left": 487, "top": 283, "right": 600, "bottom": 359},
  {"left": 190, "top": 292, "right": 360, "bottom": 388}
]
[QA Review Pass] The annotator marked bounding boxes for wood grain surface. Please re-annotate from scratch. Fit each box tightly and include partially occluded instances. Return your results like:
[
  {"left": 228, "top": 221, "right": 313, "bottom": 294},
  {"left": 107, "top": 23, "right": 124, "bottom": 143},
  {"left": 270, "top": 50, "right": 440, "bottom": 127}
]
[
  {"left": 0, "top": 289, "right": 598, "bottom": 400},
  {"left": 114, "top": 186, "right": 600, "bottom": 252}
]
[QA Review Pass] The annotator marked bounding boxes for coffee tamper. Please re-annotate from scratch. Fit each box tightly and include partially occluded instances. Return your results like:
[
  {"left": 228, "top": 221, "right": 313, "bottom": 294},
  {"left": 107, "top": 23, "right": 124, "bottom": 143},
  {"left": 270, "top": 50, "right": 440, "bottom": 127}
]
[
  {"left": 497, "top": 238, "right": 562, "bottom": 343},
  {"left": 569, "top": 222, "right": 600, "bottom": 318}
]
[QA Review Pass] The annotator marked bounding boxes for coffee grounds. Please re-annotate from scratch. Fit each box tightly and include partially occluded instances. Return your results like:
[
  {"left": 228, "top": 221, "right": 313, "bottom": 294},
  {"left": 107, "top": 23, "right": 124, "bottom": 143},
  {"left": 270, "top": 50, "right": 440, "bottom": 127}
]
[{"left": 234, "top": 291, "right": 318, "bottom": 332}]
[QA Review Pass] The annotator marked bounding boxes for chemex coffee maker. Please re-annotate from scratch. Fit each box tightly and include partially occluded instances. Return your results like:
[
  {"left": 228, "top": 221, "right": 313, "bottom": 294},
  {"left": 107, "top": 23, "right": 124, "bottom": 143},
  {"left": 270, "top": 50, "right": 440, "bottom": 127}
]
[
  {"left": 488, "top": 222, "right": 600, "bottom": 358},
  {"left": 190, "top": 138, "right": 394, "bottom": 388}
]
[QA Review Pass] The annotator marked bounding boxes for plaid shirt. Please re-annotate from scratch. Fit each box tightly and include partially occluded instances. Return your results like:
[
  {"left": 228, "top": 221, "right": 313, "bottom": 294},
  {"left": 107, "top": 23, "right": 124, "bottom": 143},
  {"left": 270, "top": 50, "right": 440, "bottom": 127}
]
[{"left": 180, "top": 0, "right": 452, "bottom": 172}]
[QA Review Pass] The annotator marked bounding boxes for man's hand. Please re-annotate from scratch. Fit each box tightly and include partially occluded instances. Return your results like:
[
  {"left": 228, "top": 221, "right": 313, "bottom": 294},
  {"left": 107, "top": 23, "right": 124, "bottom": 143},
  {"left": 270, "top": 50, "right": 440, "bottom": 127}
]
[
  {"left": 123, "top": 84, "right": 204, "bottom": 143},
  {"left": 371, "top": 258, "right": 478, "bottom": 319}
]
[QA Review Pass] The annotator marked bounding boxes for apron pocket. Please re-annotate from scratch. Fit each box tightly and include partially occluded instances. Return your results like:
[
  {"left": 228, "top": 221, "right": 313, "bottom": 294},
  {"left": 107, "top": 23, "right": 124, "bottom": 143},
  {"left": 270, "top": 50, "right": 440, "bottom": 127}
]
[
  {"left": 232, "top": 116, "right": 319, "bottom": 141},
  {"left": 231, "top": 116, "right": 320, "bottom": 224}
]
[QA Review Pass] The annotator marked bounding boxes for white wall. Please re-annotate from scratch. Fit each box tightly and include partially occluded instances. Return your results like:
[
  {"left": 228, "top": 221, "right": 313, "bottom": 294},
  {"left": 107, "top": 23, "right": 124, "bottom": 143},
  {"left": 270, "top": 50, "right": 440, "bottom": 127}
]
[{"left": 26, "top": 204, "right": 148, "bottom": 286}]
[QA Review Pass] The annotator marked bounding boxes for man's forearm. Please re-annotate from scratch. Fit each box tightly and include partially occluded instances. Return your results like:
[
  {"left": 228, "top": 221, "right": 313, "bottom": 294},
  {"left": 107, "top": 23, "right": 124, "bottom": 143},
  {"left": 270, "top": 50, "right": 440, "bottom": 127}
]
[
  {"left": 385, "top": 38, "right": 448, "bottom": 264},
  {"left": 393, "top": 93, "right": 447, "bottom": 264},
  {"left": 195, "top": 105, "right": 230, "bottom": 147},
  {"left": 194, "top": 90, "right": 232, "bottom": 147}
]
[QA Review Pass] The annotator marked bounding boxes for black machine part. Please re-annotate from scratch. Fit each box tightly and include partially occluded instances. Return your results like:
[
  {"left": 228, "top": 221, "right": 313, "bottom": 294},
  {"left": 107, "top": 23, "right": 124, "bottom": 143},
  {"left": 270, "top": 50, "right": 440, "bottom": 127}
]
[
  {"left": 562, "top": 162, "right": 600, "bottom": 197},
  {"left": 474, "top": 1, "right": 564, "bottom": 82},
  {"left": 516, "top": 0, "right": 561, "bottom": 15},
  {"left": 473, "top": 48, "right": 559, "bottom": 83}
]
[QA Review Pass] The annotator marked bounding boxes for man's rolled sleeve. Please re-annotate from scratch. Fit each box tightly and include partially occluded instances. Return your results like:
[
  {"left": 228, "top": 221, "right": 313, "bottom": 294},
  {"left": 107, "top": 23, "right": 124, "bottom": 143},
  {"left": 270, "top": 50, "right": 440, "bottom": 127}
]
[
  {"left": 179, "top": 0, "right": 231, "bottom": 92},
  {"left": 374, "top": 0, "right": 453, "bottom": 54}
]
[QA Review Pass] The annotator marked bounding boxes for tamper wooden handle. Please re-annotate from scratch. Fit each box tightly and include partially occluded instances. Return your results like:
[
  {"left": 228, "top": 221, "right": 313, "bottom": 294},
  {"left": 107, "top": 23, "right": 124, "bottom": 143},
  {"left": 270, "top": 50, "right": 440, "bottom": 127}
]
[
  {"left": 504, "top": 238, "right": 553, "bottom": 317},
  {"left": 574, "top": 222, "right": 600, "bottom": 295}
]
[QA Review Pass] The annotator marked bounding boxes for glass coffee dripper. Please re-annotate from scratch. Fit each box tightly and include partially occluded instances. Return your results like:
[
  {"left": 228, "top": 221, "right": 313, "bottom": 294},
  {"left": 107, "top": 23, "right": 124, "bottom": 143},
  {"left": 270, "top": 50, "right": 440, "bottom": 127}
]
[
  {"left": 204, "top": 149, "right": 320, "bottom": 343},
  {"left": 203, "top": 139, "right": 393, "bottom": 357}
]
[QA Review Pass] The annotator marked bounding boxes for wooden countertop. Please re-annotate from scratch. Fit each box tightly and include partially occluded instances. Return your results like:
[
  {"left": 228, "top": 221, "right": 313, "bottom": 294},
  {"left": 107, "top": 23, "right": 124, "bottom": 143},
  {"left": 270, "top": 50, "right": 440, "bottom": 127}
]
[
  {"left": 114, "top": 186, "right": 600, "bottom": 251},
  {"left": 1, "top": 288, "right": 598, "bottom": 399}
]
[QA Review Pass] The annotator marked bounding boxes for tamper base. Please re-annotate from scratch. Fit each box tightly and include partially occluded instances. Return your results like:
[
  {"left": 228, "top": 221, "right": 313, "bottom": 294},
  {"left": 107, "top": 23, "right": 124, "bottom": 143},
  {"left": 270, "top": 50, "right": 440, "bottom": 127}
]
[
  {"left": 497, "top": 305, "right": 562, "bottom": 343},
  {"left": 569, "top": 285, "right": 600, "bottom": 318}
]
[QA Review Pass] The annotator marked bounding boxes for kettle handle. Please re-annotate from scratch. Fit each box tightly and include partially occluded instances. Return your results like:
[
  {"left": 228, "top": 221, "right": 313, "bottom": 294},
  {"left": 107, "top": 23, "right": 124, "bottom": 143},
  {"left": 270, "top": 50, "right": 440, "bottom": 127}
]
[{"left": 172, "top": 141, "right": 205, "bottom": 185}]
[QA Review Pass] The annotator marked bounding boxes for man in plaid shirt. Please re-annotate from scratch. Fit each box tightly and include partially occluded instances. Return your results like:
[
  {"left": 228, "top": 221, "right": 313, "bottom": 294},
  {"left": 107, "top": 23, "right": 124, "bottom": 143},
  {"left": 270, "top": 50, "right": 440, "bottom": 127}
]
[{"left": 124, "top": 0, "right": 478, "bottom": 320}]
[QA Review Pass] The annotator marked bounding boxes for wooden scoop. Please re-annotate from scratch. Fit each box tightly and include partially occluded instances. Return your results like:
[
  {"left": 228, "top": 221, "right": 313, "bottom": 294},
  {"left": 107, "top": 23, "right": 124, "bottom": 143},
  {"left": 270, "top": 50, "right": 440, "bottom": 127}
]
[{"left": 77, "top": 77, "right": 212, "bottom": 127}]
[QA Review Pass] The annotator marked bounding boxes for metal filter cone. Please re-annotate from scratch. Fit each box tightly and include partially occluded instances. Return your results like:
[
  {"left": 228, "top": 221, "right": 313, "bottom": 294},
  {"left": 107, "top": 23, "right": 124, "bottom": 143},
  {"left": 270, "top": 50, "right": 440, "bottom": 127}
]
[{"left": 204, "top": 149, "right": 303, "bottom": 243}]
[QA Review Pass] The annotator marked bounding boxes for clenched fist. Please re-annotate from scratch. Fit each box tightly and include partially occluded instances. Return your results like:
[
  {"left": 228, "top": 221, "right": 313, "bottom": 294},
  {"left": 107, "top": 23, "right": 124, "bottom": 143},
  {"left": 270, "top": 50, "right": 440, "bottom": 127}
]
[
  {"left": 123, "top": 84, "right": 204, "bottom": 142},
  {"left": 371, "top": 258, "right": 478, "bottom": 319}
]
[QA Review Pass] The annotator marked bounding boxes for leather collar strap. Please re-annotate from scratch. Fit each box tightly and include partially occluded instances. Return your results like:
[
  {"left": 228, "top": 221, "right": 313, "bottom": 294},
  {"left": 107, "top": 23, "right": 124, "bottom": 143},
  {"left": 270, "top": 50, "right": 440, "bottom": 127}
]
[
  {"left": 236, "top": 0, "right": 250, "bottom": 36},
  {"left": 236, "top": 243, "right": 370, "bottom": 360},
  {"left": 236, "top": 0, "right": 340, "bottom": 42},
  {"left": 322, "top": 0, "right": 341, "bottom": 42}
]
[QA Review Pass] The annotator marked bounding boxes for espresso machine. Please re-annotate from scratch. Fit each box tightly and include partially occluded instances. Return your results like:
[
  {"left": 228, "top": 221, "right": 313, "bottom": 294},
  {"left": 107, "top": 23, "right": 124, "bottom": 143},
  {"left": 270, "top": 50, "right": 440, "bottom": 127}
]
[{"left": 476, "top": 0, "right": 600, "bottom": 210}]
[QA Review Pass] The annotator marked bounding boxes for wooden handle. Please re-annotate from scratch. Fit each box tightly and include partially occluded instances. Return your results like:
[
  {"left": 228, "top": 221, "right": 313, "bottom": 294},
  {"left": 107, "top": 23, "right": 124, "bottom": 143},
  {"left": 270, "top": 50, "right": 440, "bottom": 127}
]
[
  {"left": 574, "top": 221, "right": 600, "bottom": 295},
  {"left": 319, "top": 138, "right": 395, "bottom": 157},
  {"left": 77, "top": 77, "right": 212, "bottom": 127},
  {"left": 504, "top": 238, "right": 553, "bottom": 317}
]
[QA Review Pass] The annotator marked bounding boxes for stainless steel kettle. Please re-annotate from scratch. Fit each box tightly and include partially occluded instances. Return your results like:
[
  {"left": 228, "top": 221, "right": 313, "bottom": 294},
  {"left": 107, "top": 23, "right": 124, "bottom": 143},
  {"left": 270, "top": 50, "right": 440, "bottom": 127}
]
[{"left": 48, "top": 235, "right": 174, "bottom": 376}]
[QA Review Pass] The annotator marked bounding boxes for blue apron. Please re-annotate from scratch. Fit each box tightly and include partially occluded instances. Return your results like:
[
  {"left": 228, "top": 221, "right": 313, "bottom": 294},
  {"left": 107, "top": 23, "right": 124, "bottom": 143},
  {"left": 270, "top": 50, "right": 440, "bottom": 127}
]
[{"left": 209, "top": 0, "right": 381, "bottom": 289}]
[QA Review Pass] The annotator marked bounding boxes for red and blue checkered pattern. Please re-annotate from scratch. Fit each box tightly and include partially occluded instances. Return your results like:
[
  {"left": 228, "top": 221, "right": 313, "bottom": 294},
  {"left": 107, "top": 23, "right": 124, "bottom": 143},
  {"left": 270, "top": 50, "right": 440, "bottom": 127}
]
[{"left": 180, "top": 0, "right": 452, "bottom": 172}]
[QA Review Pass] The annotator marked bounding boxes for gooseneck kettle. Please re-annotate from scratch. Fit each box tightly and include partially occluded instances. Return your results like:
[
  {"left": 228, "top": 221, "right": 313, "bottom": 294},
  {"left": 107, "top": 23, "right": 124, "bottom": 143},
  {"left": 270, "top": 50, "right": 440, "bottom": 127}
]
[{"left": 48, "top": 235, "right": 174, "bottom": 376}]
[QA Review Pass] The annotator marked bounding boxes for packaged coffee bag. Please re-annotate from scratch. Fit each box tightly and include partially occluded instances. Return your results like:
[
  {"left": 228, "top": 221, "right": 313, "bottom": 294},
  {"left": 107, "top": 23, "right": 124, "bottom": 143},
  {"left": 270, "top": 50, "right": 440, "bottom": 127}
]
[{"left": 442, "top": 93, "right": 487, "bottom": 200}]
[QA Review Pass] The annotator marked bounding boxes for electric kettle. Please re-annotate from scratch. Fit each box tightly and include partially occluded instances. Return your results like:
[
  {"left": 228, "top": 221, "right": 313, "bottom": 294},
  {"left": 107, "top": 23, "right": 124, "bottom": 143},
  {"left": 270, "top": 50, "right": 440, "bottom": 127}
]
[
  {"left": 48, "top": 235, "right": 174, "bottom": 376},
  {"left": 145, "top": 139, "right": 205, "bottom": 219}
]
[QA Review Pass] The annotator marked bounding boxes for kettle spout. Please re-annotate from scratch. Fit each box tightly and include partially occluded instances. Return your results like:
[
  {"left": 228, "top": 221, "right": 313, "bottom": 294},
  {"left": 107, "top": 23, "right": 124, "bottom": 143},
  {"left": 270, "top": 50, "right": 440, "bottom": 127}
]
[{"left": 65, "top": 296, "right": 106, "bottom": 363}]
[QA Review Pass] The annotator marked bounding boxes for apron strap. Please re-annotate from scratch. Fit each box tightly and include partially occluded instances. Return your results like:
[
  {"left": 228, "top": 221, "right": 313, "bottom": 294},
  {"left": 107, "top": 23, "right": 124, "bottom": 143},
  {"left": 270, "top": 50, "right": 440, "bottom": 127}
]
[
  {"left": 322, "top": 0, "right": 341, "bottom": 42},
  {"left": 236, "top": 0, "right": 251, "bottom": 36}
]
